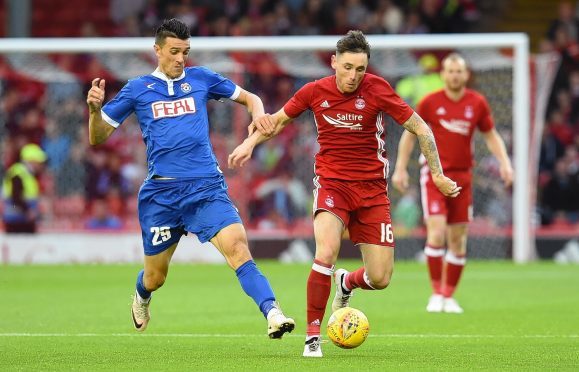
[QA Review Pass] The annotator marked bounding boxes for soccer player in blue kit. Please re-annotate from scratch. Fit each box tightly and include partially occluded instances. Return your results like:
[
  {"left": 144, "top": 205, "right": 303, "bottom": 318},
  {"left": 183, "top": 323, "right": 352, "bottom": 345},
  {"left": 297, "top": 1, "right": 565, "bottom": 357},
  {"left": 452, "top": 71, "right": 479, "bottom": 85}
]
[{"left": 85, "top": 18, "right": 295, "bottom": 338}]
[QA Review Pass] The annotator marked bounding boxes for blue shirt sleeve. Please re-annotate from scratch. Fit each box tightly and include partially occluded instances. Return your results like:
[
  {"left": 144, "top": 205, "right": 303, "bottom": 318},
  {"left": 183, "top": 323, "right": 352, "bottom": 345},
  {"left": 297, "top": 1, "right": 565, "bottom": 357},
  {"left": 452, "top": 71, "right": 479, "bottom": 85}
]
[
  {"left": 200, "top": 67, "right": 237, "bottom": 101},
  {"left": 102, "top": 80, "right": 135, "bottom": 127}
]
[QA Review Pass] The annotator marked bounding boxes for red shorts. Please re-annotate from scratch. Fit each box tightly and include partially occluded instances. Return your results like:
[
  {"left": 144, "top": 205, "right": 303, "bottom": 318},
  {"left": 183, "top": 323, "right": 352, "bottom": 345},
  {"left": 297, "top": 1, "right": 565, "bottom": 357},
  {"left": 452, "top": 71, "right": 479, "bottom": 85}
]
[
  {"left": 419, "top": 168, "right": 472, "bottom": 224},
  {"left": 313, "top": 177, "right": 395, "bottom": 247}
]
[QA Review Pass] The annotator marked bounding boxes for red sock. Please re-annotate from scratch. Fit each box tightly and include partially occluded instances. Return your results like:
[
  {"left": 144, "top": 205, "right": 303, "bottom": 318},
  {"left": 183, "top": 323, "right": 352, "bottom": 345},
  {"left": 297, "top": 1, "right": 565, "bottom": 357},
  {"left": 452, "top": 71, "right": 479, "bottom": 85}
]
[
  {"left": 424, "top": 245, "right": 445, "bottom": 294},
  {"left": 306, "top": 259, "right": 333, "bottom": 336},
  {"left": 345, "top": 267, "right": 375, "bottom": 290},
  {"left": 441, "top": 252, "right": 466, "bottom": 298}
]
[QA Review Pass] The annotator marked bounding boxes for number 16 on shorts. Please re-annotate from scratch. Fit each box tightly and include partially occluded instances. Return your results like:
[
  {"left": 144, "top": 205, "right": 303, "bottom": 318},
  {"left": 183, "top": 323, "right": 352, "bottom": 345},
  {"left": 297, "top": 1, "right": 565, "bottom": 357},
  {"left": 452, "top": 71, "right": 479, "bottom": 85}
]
[{"left": 381, "top": 223, "right": 393, "bottom": 244}]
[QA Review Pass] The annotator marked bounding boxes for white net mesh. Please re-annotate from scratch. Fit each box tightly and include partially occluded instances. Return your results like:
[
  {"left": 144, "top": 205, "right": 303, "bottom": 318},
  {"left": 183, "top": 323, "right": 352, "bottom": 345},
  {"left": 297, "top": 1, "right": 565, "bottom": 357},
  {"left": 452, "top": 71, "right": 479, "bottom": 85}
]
[{"left": 0, "top": 36, "right": 535, "bottom": 260}]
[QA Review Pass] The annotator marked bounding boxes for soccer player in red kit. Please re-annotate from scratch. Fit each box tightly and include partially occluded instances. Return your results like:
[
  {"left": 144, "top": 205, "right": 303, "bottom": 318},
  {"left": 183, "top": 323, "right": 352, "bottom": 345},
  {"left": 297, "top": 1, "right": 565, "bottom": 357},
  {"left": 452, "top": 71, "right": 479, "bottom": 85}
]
[
  {"left": 228, "top": 31, "right": 461, "bottom": 357},
  {"left": 392, "top": 53, "right": 513, "bottom": 314}
]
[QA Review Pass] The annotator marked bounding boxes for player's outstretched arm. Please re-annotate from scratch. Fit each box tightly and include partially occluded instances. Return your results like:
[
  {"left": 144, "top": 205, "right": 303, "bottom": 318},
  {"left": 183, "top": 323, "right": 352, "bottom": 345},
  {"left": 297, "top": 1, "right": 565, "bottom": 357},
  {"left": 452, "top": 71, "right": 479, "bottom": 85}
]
[
  {"left": 482, "top": 128, "right": 514, "bottom": 187},
  {"left": 86, "top": 78, "right": 115, "bottom": 145},
  {"left": 233, "top": 88, "right": 266, "bottom": 126},
  {"left": 228, "top": 109, "right": 292, "bottom": 169},
  {"left": 402, "top": 112, "right": 461, "bottom": 198},
  {"left": 392, "top": 130, "right": 417, "bottom": 193}
]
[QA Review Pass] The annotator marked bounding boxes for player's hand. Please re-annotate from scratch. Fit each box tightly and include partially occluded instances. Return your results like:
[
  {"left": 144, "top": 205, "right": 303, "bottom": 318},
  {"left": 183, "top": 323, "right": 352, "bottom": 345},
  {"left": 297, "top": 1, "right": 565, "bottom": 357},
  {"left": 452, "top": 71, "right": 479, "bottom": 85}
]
[
  {"left": 252, "top": 114, "right": 276, "bottom": 137},
  {"left": 87, "top": 78, "right": 106, "bottom": 112},
  {"left": 500, "top": 163, "right": 514, "bottom": 187},
  {"left": 228, "top": 139, "right": 256, "bottom": 169},
  {"left": 432, "top": 174, "right": 461, "bottom": 198},
  {"left": 392, "top": 168, "right": 409, "bottom": 193}
]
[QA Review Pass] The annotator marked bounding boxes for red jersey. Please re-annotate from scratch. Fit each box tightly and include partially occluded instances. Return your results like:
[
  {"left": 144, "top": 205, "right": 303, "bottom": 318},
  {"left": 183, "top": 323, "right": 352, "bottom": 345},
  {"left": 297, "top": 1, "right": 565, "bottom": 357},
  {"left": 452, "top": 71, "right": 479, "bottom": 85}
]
[
  {"left": 283, "top": 74, "right": 413, "bottom": 180},
  {"left": 417, "top": 89, "right": 494, "bottom": 172}
]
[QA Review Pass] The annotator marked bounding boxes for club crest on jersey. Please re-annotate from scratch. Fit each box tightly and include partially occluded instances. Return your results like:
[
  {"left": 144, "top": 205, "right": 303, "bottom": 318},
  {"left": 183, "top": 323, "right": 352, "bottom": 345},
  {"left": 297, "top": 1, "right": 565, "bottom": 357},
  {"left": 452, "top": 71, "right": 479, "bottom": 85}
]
[
  {"left": 325, "top": 196, "right": 334, "bottom": 208},
  {"left": 152, "top": 97, "right": 196, "bottom": 119},
  {"left": 355, "top": 98, "right": 366, "bottom": 110},
  {"left": 464, "top": 105, "right": 473, "bottom": 119},
  {"left": 431, "top": 201, "right": 440, "bottom": 213},
  {"left": 180, "top": 82, "right": 192, "bottom": 93}
]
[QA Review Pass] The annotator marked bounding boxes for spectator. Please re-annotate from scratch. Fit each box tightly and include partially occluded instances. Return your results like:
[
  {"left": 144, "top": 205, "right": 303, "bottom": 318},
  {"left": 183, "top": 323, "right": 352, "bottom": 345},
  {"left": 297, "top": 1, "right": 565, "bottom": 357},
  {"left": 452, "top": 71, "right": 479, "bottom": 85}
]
[
  {"left": 400, "top": 10, "right": 429, "bottom": 34},
  {"left": 395, "top": 53, "right": 444, "bottom": 107},
  {"left": 548, "top": 109, "right": 575, "bottom": 146},
  {"left": 539, "top": 125, "right": 566, "bottom": 175},
  {"left": 377, "top": 0, "right": 404, "bottom": 34},
  {"left": 56, "top": 143, "right": 87, "bottom": 197},
  {"left": 2, "top": 144, "right": 47, "bottom": 233},
  {"left": 547, "top": 1, "right": 579, "bottom": 42},
  {"left": 110, "top": 0, "right": 147, "bottom": 25},
  {"left": 41, "top": 118, "right": 71, "bottom": 174},
  {"left": 541, "top": 156, "right": 579, "bottom": 224},
  {"left": 85, "top": 198, "right": 123, "bottom": 230}
]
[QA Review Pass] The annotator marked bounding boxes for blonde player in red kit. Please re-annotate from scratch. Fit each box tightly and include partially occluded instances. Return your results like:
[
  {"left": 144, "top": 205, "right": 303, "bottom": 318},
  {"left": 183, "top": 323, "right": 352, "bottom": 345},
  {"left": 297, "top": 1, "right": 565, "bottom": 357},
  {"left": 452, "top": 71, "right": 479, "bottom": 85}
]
[
  {"left": 392, "top": 53, "right": 513, "bottom": 314},
  {"left": 228, "top": 31, "right": 461, "bottom": 357}
]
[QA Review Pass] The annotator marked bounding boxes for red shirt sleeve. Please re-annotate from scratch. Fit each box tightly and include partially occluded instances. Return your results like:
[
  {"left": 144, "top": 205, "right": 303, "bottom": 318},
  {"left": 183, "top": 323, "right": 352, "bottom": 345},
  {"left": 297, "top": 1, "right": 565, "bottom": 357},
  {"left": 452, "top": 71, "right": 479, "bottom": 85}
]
[
  {"left": 375, "top": 78, "right": 414, "bottom": 125},
  {"left": 283, "top": 81, "right": 314, "bottom": 118}
]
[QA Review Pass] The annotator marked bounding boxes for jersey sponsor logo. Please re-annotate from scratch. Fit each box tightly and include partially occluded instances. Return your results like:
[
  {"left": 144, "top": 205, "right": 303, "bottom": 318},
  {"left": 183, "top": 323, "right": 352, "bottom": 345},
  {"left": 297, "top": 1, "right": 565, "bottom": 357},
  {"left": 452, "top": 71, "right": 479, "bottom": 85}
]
[
  {"left": 151, "top": 97, "right": 196, "bottom": 119},
  {"left": 439, "top": 118, "right": 471, "bottom": 135},
  {"left": 355, "top": 97, "right": 366, "bottom": 109},
  {"left": 322, "top": 113, "right": 363, "bottom": 130},
  {"left": 180, "top": 82, "right": 192, "bottom": 93},
  {"left": 320, "top": 100, "right": 330, "bottom": 108},
  {"left": 436, "top": 106, "right": 446, "bottom": 115}
]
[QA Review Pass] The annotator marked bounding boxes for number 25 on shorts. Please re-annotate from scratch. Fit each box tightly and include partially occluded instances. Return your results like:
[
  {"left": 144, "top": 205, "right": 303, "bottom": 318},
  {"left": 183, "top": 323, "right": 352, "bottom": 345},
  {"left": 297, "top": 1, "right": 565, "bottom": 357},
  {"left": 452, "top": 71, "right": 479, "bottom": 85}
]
[{"left": 151, "top": 226, "right": 171, "bottom": 246}]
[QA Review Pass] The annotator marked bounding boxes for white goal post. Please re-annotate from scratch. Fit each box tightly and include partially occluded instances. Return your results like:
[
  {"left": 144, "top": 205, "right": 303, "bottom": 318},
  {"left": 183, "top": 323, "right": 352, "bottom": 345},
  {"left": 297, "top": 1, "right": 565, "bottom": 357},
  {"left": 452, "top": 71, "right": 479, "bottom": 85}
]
[{"left": 0, "top": 33, "right": 532, "bottom": 262}]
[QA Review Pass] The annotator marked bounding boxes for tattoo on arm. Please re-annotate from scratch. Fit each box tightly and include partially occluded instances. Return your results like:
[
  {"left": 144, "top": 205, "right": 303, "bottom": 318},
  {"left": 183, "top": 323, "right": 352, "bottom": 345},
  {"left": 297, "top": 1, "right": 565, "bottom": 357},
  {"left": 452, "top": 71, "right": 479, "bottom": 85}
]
[{"left": 402, "top": 113, "right": 443, "bottom": 177}]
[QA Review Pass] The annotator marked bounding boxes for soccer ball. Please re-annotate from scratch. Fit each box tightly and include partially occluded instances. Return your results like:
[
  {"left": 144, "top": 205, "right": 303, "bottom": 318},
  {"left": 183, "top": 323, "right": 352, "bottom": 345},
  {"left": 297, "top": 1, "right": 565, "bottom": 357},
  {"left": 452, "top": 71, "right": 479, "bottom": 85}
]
[{"left": 326, "top": 307, "right": 369, "bottom": 349}]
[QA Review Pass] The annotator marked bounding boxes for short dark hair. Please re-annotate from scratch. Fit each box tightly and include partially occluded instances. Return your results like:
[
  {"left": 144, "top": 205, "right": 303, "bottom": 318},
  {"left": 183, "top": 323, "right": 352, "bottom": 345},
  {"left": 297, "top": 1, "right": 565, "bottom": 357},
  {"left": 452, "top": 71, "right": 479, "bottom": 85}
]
[
  {"left": 336, "top": 30, "right": 370, "bottom": 59},
  {"left": 155, "top": 18, "right": 190, "bottom": 46}
]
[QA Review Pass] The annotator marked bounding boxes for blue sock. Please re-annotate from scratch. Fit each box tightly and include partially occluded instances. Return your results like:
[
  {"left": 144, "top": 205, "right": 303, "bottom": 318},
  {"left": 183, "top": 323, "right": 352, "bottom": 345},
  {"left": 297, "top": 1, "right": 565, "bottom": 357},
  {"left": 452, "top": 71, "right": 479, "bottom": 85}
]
[
  {"left": 235, "top": 260, "right": 276, "bottom": 318},
  {"left": 136, "top": 270, "right": 151, "bottom": 300}
]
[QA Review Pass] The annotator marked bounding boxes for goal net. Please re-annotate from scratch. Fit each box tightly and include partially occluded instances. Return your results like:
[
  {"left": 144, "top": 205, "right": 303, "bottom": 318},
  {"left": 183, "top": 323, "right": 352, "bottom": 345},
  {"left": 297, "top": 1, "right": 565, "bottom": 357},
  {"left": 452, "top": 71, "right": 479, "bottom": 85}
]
[{"left": 0, "top": 34, "right": 536, "bottom": 262}]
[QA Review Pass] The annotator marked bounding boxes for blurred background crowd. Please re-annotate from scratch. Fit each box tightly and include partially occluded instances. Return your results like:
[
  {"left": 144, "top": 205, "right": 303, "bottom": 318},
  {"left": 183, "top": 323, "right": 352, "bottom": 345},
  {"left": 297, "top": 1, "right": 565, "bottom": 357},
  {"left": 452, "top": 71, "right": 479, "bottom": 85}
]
[{"left": 0, "top": 0, "right": 578, "bottom": 233}]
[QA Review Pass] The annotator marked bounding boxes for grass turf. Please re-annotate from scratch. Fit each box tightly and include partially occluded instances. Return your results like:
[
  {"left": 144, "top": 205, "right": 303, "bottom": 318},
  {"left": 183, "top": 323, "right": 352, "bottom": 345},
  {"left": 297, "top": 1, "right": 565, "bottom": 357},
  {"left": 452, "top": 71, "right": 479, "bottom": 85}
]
[{"left": 1, "top": 260, "right": 578, "bottom": 371}]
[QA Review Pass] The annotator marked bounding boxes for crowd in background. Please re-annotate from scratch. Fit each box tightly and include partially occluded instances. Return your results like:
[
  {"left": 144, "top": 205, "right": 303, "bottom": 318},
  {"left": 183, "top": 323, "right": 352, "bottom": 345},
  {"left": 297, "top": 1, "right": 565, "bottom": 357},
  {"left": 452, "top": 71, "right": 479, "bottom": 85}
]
[
  {"left": 1, "top": 0, "right": 578, "bottom": 232},
  {"left": 537, "top": 1, "right": 579, "bottom": 226},
  {"left": 106, "top": 0, "right": 480, "bottom": 38}
]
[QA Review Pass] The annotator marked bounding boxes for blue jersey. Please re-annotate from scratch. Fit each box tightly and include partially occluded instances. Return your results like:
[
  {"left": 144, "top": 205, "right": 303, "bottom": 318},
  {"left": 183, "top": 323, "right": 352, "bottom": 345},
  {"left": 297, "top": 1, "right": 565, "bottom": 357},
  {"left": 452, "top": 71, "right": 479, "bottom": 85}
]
[{"left": 101, "top": 67, "right": 240, "bottom": 178}]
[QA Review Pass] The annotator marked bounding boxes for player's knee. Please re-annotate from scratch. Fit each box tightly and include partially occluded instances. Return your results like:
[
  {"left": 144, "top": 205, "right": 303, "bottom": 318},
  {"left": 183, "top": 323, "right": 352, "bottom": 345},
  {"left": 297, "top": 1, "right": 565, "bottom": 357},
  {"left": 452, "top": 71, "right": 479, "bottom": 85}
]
[
  {"left": 144, "top": 271, "right": 167, "bottom": 291},
  {"left": 226, "top": 240, "right": 252, "bottom": 267},
  {"left": 428, "top": 231, "right": 446, "bottom": 246},
  {"left": 314, "top": 242, "right": 340, "bottom": 263},
  {"left": 368, "top": 272, "right": 391, "bottom": 290}
]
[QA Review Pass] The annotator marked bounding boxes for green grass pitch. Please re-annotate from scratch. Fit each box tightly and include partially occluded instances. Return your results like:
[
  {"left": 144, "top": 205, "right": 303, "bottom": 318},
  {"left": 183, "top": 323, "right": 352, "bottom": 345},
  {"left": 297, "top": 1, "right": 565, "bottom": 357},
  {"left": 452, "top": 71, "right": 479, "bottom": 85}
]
[{"left": 1, "top": 260, "right": 578, "bottom": 370}]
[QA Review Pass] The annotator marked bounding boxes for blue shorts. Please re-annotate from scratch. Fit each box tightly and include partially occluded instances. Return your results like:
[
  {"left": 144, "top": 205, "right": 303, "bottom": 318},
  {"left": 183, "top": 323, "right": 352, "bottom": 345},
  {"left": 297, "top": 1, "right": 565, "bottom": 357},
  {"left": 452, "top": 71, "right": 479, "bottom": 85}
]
[{"left": 138, "top": 176, "right": 242, "bottom": 256}]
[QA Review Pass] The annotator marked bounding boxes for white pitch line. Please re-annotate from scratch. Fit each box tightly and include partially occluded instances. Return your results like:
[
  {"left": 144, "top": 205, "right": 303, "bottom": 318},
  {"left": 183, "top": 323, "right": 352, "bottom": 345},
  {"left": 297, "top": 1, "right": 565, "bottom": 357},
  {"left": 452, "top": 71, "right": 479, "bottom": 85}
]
[{"left": 0, "top": 333, "right": 577, "bottom": 339}]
